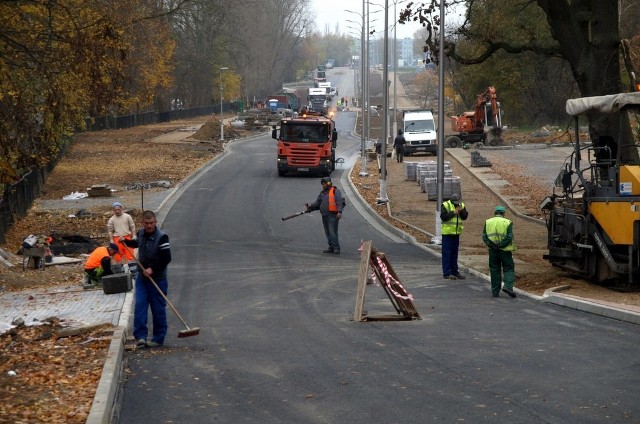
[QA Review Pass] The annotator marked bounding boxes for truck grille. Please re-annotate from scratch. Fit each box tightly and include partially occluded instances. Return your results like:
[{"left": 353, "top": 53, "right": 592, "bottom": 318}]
[{"left": 289, "top": 145, "right": 323, "bottom": 166}]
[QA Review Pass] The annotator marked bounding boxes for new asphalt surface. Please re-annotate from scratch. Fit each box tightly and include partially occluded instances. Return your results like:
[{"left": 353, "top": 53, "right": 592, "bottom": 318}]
[{"left": 2, "top": 129, "right": 640, "bottom": 423}]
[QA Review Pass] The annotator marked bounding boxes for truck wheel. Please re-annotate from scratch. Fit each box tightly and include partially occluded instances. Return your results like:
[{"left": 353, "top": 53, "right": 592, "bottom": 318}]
[
  {"left": 278, "top": 170, "right": 286, "bottom": 177},
  {"left": 446, "top": 135, "right": 462, "bottom": 148}
]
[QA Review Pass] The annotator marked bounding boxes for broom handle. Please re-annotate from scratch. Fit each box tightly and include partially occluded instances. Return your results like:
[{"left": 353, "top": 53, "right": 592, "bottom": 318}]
[{"left": 122, "top": 244, "right": 192, "bottom": 330}]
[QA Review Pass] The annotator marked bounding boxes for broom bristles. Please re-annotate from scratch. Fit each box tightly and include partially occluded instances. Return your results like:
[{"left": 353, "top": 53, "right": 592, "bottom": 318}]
[{"left": 177, "top": 328, "right": 200, "bottom": 338}]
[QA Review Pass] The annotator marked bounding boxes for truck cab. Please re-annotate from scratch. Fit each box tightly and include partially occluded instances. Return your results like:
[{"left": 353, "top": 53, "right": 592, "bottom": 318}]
[
  {"left": 271, "top": 112, "right": 338, "bottom": 177},
  {"left": 267, "top": 99, "right": 279, "bottom": 113},
  {"left": 318, "top": 81, "right": 332, "bottom": 99},
  {"left": 308, "top": 87, "right": 328, "bottom": 114}
]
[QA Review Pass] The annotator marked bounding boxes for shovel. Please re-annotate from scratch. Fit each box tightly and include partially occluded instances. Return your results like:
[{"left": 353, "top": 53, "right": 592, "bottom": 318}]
[{"left": 123, "top": 244, "right": 200, "bottom": 338}]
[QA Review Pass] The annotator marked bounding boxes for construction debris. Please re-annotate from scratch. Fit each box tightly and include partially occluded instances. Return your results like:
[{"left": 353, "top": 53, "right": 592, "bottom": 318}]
[{"left": 87, "top": 184, "right": 113, "bottom": 197}]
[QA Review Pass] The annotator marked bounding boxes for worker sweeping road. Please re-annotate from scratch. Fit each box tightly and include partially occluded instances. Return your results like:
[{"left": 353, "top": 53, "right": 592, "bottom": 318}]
[{"left": 123, "top": 210, "right": 172, "bottom": 348}]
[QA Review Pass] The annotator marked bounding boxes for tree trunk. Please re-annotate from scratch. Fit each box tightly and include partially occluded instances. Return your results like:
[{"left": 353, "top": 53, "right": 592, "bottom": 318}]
[{"left": 538, "top": 0, "right": 638, "bottom": 163}]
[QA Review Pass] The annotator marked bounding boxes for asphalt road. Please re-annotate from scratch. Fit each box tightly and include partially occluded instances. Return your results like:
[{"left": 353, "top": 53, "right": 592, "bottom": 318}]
[{"left": 113, "top": 106, "right": 640, "bottom": 423}]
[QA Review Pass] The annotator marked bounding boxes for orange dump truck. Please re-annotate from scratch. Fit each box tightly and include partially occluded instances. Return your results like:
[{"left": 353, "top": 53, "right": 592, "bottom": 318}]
[{"left": 272, "top": 110, "right": 338, "bottom": 177}]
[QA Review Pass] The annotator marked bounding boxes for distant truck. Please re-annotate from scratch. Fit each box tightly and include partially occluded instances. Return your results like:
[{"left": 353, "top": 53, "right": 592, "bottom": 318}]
[
  {"left": 267, "top": 95, "right": 289, "bottom": 113},
  {"left": 318, "top": 81, "right": 332, "bottom": 99},
  {"left": 272, "top": 110, "right": 338, "bottom": 177},
  {"left": 402, "top": 109, "right": 438, "bottom": 155},
  {"left": 268, "top": 91, "right": 301, "bottom": 113},
  {"left": 314, "top": 65, "right": 327, "bottom": 87},
  {"left": 308, "top": 87, "right": 328, "bottom": 114}
]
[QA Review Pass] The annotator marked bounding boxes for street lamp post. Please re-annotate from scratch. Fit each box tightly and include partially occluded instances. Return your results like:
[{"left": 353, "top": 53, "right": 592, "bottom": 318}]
[
  {"left": 219, "top": 67, "right": 229, "bottom": 141},
  {"left": 366, "top": 7, "right": 382, "bottom": 162},
  {"left": 434, "top": 0, "right": 446, "bottom": 244},
  {"left": 377, "top": 0, "right": 389, "bottom": 204},
  {"left": 345, "top": 7, "right": 369, "bottom": 176},
  {"left": 392, "top": 0, "right": 398, "bottom": 141}
]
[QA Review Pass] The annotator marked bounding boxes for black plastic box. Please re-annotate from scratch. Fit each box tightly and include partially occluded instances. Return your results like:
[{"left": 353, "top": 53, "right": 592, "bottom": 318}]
[{"left": 102, "top": 273, "right": 132, "bottom": 295}]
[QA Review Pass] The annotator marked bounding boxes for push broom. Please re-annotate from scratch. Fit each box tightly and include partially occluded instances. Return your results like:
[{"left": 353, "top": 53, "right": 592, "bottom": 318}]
[{"left": 123, "top": 244, "right": 200, "bottom": 338}]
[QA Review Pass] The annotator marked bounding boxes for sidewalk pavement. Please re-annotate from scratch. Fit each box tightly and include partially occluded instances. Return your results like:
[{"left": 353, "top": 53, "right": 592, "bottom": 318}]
[{"left": 2, "top": 123, "right": 640, "bottom": 424}]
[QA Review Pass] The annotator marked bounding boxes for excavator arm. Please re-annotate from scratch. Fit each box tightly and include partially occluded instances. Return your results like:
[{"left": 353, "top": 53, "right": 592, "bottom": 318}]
[{"left": 474, "top": 86, "right": 499, "bottom": 130}]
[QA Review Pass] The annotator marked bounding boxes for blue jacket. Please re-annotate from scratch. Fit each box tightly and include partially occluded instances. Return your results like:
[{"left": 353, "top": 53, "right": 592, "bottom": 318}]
[{"left": 126, "top": 228, "right": 171, "bottom": 279}]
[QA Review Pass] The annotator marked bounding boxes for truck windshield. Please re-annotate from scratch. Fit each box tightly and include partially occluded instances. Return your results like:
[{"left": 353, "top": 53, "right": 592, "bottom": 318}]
[
  {"left": 405, "top": 120, "right": 435, "bottom": 132},
  {"left": 281, "top": 123, "right": 329, "bottom": 142}
]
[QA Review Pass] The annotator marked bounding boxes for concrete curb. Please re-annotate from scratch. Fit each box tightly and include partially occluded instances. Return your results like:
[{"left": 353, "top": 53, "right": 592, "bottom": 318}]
[
  {"left": 541, "top": 285, "right": 640, "bottom": 324},
  {"left": 86, "top": 287, "right": 134, "bottom": 423},
  {"left": 86, "top": 326, "right": 126, "bottom": 424}
]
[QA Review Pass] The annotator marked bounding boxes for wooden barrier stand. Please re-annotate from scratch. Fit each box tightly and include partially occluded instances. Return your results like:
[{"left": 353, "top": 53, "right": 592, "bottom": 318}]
[{"left": 354, "top": 240, "right": 421, "bottom": 322}]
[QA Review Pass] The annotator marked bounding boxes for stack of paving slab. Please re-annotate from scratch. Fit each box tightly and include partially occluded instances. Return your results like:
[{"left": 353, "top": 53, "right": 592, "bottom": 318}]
[
  {"left": 404, "top": 162, "right": 419, "bottom": 181},
  {"left": 416, "top": 162, "right": 453, "bottom": 192},
  {"left": 404, "top": 161, "right": 461, "bottom": 201},
  {"left": 425, "top": 176, "right": 462, "bottom": 201}
]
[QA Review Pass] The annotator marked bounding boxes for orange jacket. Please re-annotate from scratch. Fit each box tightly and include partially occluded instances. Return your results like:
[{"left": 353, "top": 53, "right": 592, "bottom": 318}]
[
  {"left": 85, "top": 246, "right": 111, "bottom": 270},
  {"left": 328, "top": 187, "right": 338, "bottom": 212}
]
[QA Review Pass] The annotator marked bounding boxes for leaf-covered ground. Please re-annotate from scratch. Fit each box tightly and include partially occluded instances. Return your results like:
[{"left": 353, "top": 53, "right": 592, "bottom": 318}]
[{"left": 0, "top": 321, "right": 113, "bottom": 423}]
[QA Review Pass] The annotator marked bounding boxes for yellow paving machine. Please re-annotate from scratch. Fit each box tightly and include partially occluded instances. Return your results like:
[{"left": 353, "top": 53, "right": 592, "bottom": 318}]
[{"left": 541, "top": 92, "right": 640, "bottom": 284}]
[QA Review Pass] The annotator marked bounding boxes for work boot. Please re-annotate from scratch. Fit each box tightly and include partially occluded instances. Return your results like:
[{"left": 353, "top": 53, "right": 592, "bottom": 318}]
[
  {"left": 136, "top": 339, "right": 147, "bottom": 348},
  {"left": 146, "top": 340, "right": 162, "bottom": 348},
  {"left": 323, "top": 248, "right": 334, "bottom": 253},
  {"left": 502, "top": 288, "right": 517, "bottom": 298},
  {"left": 454, "top": 273, "right": 466, "bottom": 280},
  {"left": 81, "top": 274, "right": 93, "bottom": 289}
]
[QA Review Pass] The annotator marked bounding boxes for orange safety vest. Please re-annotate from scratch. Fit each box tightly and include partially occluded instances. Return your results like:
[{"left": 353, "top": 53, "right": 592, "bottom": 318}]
[
  {"left": 328, "top": 187, "right": 338, "bottom": 212},
  {"left": 85, "top": 246, "right": 110, "bottom": 270}
]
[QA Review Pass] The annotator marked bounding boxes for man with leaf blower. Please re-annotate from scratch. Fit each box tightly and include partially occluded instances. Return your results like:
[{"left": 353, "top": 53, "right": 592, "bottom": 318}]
[
  {"left": 123, "top": 210, "right": 172, "bottom": 348},
  {"left": 305, "top": 177, "right": 344, "bottom": 254}
]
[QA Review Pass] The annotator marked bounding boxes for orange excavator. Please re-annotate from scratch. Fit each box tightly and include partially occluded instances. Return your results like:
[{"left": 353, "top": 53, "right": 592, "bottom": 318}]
[{"left": 445, "top": 86, "right": 503, "bottom": 148}]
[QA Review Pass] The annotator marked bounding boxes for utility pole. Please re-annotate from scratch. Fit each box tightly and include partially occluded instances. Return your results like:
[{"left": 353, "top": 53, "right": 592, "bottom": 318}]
[{"left": 219, "top": 67, "right": 229, "bottom": 141}]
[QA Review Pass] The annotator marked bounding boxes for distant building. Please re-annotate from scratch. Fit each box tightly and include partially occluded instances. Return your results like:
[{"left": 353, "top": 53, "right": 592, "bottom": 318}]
[{"left": 400, "top": 38, "right": 414, "bottom": 67}]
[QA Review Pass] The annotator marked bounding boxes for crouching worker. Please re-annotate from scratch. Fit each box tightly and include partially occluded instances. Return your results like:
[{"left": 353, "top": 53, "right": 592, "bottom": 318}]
[{"left": 82, "top": 243, "right": 119, "bottom": 289}]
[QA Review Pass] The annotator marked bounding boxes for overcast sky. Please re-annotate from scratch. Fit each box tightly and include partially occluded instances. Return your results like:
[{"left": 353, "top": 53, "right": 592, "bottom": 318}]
[{"left": 311, "top": 0, "right": 424, "bottom": 39}]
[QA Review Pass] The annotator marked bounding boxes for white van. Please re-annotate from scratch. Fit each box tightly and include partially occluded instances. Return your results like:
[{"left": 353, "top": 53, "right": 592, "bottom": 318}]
[{"left": 402, "top": 109, "right": 437, "bottom": 155}]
